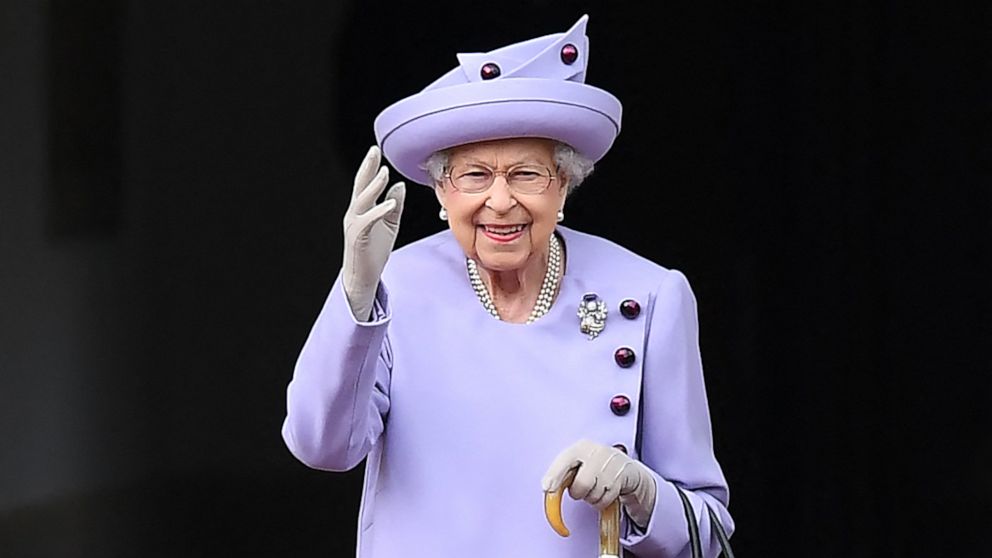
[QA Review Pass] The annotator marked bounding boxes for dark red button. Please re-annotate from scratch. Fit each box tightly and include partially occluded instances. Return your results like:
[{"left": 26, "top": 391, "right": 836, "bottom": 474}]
[
  {"left": 619, "top": 299, "right": 641, "bottom": 319},
  {"left": 613, "top": 443, "right": 628, "bottom": 455},
  {"left": 480, "top": 63, "right": 501, "bottom": 80},
  {"left": 560, "top": 43, "right": 579, "bottom": 65},
  {"left": 610, "top": 395, "right": 631, "bottom": 416},
  {"left": 614, "top": 347, "right": 636, "bottom": 368}
]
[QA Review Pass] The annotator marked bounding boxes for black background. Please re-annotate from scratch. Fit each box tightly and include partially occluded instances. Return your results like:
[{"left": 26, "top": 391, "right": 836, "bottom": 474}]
[{"left": 1, "top": 1, "right": 989, "bottom": 557}]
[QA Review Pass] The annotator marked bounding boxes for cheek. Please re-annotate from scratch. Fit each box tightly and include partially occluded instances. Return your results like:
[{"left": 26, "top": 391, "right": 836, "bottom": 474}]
[
  {"left": 445, "top": 197, "right": 483, "bottom": 253},
  {"left": 445, "top": 194, "right": 480, "bottom": 223},
  {"left": 523, "top": 197, "right": 562, "bottom": 245},
  {"left": 449, "top": 217, "right": 476, "bottom": 245},
  {"left": 526, "top": 196, "right": 561, "bottom": 226}
]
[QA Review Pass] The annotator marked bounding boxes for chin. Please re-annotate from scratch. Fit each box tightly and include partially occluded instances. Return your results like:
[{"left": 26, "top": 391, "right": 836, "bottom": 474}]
[{"left": 475, "top": 249, "right": 530, "bottom": 273}]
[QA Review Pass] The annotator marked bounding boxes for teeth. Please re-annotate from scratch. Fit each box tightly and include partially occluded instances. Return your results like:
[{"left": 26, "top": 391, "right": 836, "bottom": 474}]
[{"left": 485, "top": 224, "right": 525, "bottom": 234}]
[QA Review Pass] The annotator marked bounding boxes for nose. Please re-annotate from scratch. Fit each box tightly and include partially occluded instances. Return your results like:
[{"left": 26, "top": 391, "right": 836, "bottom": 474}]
[{"left": 485, "top": 176, "right": 517, "bottom": 213}]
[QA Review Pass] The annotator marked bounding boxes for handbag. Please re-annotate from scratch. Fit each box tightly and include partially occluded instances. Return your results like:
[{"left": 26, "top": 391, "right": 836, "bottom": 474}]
[{"left": 674, "top": 486, "right": 735, "bottom": 558}]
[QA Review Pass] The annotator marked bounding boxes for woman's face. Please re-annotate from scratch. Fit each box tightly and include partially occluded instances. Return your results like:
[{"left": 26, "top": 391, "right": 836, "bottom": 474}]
[{"left": 435, "top": 138, "right": 567, "bottom": 273}]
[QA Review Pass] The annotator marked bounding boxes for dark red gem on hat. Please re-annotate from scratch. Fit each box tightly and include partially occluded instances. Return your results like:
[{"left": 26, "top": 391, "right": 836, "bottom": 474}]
[
  {"left": 480, "top": 63, "right": 501, "bottom": 80},
  {"left": 619, "top": 299, "right": 641, "bottom": 319},
  {"left": 610, "top": 395, "right": 631, "bottom": 416},
  {"left": 614, "top": 347, "right": 636, "bottom": 368},
  {"left": 560, "top": 43, "right": 579, "bottom": 65}
]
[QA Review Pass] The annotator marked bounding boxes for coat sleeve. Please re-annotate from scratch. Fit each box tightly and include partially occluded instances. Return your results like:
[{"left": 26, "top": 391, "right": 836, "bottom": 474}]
[
  {"left": 281, "top": 275, "right": 392, "bottom": 471},
  {"left": 621, "top": 269, "right": 734, "bottom": 558}
]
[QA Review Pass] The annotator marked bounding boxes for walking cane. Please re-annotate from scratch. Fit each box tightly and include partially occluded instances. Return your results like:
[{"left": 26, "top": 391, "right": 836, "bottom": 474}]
[{"left": 545, "top": 468, "right": 622, "bottom": 558}]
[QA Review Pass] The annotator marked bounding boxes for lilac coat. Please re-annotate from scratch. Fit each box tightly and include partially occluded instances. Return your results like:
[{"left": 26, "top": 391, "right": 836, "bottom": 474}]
[{"left": 282, "top": 226, "right": 733, "bottom": 557}]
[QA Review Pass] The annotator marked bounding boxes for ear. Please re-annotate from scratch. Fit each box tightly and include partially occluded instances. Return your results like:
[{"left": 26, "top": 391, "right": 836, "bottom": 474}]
[
  {"left": 557, "top": 169, "right": 570, "bottom": 195},
  {"left": 556, "top": 170, "right": 570, "bottom": 201},
  {"left": 434, "top": 182, "right": 447, "bottom": 207}
]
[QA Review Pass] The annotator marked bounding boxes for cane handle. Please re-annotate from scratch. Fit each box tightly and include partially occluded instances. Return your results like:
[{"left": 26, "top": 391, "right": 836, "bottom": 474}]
[
  {"left": 544, "top": 467, "right": 622, "bottom": 556},
  {"left": 544, "top": 467, "right": 578, "bottom": 537}
]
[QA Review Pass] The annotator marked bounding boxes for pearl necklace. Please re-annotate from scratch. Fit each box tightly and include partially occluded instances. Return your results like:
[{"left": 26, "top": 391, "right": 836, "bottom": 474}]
[{"left": 467, "top": 234, "right": 562, "bottom": 324}]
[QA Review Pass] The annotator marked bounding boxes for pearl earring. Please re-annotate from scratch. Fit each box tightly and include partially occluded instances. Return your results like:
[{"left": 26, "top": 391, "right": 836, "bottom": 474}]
[
  {"left": 556, "top": 210, "right": 564, "bottom": 223},
  {"left": 439, "top": 208, "right": 448, "bottom": 221}
]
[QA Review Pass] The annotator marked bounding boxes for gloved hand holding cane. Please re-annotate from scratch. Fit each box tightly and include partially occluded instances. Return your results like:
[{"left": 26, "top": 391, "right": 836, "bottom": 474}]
[{"left": 543, "top": 440, "right": 659, "bottom": 556}]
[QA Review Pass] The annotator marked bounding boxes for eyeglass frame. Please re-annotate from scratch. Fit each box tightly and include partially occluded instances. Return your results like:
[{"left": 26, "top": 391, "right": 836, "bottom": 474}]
[{"left": 442, "top": 163, "right": 560, "bottom": 195}]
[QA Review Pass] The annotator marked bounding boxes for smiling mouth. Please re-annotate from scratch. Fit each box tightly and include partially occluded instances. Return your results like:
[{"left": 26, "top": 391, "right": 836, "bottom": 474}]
[{"left": 479, "top": 223, "right": 528, "bottom": 242}]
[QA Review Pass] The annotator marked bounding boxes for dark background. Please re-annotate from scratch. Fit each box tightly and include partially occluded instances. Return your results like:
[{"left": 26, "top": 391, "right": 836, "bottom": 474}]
[{"left": 1, "top": 1, "right": 989, "bottom": 556}]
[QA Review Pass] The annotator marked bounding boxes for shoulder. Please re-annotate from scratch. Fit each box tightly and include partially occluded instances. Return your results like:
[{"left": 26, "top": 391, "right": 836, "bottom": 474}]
[
  {"left": 382, "top": 229, "right": 464, "bottom": 286},
  {"left": 391, "top": 228, "right": 460, "bottom": 262},
  {"left": 559, "top": 226, "right": 691, "bottom": 295}
]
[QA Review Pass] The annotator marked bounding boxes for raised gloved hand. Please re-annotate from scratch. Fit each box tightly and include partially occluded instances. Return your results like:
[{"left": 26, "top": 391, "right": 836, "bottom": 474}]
[
  {"left": 542, "top": 439, "right": 658, "bottom": 529},
  {"left": 342, "top": 146, "right": 406, "bottom": 320}
]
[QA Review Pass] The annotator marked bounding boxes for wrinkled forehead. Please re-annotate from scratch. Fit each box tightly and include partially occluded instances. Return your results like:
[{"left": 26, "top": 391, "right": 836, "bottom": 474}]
[{"left": 447, "top": 137, "right": 556, "bottom": 167}]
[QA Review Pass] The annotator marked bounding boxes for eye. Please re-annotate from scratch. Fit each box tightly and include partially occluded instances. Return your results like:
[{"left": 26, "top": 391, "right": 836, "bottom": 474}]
[
  {"left": 509, "top": 168, "right": 545, "bottom": 181},
  {"left": 456, "top": 168, "right": 492, "bottom": 180}
]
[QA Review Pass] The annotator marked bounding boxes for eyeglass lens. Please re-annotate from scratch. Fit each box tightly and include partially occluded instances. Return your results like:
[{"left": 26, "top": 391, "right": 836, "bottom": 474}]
[{"left": 448, "top": 165, "right": 552, "bottom": 193}]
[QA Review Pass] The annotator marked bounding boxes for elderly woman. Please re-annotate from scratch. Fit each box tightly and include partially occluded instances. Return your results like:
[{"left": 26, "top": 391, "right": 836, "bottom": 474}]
[{"left": 282, "top": 16, "right": 732, "bottom": 558}]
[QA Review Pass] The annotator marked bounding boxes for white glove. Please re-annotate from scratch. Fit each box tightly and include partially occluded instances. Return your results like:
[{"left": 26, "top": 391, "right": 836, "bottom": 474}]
[
  {"left": 342, "top": 146, "right": 406, "bottom": 320},
  {"left": 542, "top": 439, "right": 658, "bottom": 529}
]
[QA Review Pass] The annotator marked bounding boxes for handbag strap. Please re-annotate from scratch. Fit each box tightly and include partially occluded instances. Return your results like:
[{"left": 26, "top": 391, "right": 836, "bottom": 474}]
[{"left": 675, "top": 486, "right": 735, "bottom": 558}]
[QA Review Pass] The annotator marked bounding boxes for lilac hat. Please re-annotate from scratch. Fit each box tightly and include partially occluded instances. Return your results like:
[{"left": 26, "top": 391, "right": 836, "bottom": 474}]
[{"left": 373, "top": 15, "right": 622, "bottom": 185}]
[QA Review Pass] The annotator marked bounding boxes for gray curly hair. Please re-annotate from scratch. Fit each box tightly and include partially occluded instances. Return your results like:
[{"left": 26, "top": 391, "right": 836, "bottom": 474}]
[{"left": 422, "top": 141, "right": 595, "bottom": 193}]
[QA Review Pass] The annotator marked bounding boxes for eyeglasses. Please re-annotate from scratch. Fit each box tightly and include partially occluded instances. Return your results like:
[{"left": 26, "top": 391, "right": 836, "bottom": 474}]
[{"left": 444, "top": 164, "right": 557, "bottom": 194}]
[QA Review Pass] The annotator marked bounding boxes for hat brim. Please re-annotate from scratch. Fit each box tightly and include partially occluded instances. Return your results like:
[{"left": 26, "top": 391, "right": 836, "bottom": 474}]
[{"left": 374, "top": 79, "right": 622, "bottom": 185}]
